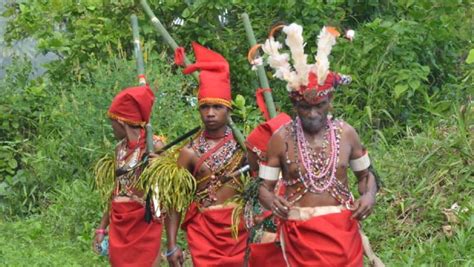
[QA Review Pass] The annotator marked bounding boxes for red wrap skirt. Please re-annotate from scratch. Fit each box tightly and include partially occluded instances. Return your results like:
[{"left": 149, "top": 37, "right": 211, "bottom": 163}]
[
  {"left": 281, "top": 208, "right": 363, "bottom": 267},
  {"left": 109, "top": 201, "right": 163, "bottom": 267},
  {"left": 248, "top": 241, "right": 286, "bottom": 267},
  {"left": 182, "top": 202, "right": 248, "bottom": 267}
]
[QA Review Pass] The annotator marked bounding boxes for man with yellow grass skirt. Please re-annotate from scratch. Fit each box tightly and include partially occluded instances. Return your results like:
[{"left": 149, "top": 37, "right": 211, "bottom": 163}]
[
  {"left": 164, "top": 42, "right": 248, "bottom": 267},
  {"left": 256, "top": 23, "right": 381, "bottom": 266},
  {"left": 93, "top": 84, "right": 166, "bottom": 266}
]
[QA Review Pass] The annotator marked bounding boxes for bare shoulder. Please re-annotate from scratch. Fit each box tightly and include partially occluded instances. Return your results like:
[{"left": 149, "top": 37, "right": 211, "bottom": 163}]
[
  {"left": 267, "top": 122, "right": 291, "bottom": 155},
  {"left": 337, "top": 119, "right": 366, "bottom": 158},
  {"left": 270, "top": 121, "right": 291, "bottom": 144},
  {"left": 177, "top": 141, "right": 196, "bottom": 169},
  {"left": 338, "top": 119, "right": 359, "bottom": 141}
]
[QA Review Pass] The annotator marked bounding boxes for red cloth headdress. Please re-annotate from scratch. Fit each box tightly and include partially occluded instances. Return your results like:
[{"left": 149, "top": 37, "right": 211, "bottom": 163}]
[
  {"left": 108, "top": 85, "right": 155, "bottom": 127},
  {"left": 180, "top": 42, "right": 232, "bottom": 108},
  {"left": 245, "top": 113, "right": 292, "bottom": 160},
  {"left": 290, "top": 71, "right": 351, "bottom": 104}
]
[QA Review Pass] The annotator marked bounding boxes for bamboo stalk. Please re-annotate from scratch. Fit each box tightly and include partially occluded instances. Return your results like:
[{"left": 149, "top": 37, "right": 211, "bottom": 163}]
[
  {"left": 227, "top": 115, "right": 246, "bottom": 150},
  {"left": 131, "top": 14, "right": 146, "bottom": 85},
  {"left": 241, "top": 13, "right": 277, "bottom": 119},
  {"left": 140, "top": 0, "right": 197, "bottom": 80},
  {"left": 139, "top": 0, "right": 247, "bottom": 150},
  {"left": 130, "top": 14, "right": 154, "bottom": 154}
]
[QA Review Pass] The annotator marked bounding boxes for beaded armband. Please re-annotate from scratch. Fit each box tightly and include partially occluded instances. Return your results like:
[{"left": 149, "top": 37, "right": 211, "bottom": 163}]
[
  {"left": 258, "top": 164, "right": 280, "bottom": 181},
  {"left": 350, "top": 152, "right": 370, "bottom": 172}
]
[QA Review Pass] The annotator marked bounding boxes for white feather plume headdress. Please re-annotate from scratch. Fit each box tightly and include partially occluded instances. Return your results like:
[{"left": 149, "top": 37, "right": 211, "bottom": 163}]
[{"left": 251, "top": 23, "right": 348, "bottom": 96}]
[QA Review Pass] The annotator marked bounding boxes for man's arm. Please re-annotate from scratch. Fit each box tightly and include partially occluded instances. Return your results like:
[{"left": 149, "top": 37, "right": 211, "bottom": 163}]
[
  {"left": 165, "top": 147, "right": 193, "bottom": 267},
  {"left": 93, "top": 207, "right": 110, "bottom": 253},
  {"left": 344, "top": 124, "right": 378, "bottom": 220},
  {"left": 258, "top": 131, "right": 292, "bottom": 219}
]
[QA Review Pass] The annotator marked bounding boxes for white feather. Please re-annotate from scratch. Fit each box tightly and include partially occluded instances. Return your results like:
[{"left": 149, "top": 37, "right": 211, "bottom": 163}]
[
  {"left": 283, "top": 23, "right": 310, "bottom": 86},
  {"left": 262, "top": 37, "right": 299, "bottom": 91},
  {"left": 314, "top": 26, "right": 337, "bottom": 85}
]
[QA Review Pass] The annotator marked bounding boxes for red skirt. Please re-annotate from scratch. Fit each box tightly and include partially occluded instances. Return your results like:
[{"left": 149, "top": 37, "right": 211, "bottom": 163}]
[
  {"left": 281, "top": 209, "right": 363, "bottom": 267},
  {"left": 109, "top": 201, "right": 163, "bottom": 267},
  {"left": 182, "top": 202, "right": 248, "bottom": 267},
  {"left": 248, "top": 241, "right": 286, "bottom": 267}
]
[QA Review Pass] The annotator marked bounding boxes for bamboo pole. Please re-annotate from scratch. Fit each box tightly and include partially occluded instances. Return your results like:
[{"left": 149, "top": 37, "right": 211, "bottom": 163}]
[
  {"left": 139, "top": 0, "right": 247, "bottom": 150},
  {"left": 130, "top": 14, "right": 154, "bottom": 154},
  {"left": 241, "top": 13, "right": 277, "bottom": 119},
  {"left": 140, "top": 0, "right": 197, "bottom": 80},
  {"left": 131, "top": 14, "right": 146, "bottom": 86}
]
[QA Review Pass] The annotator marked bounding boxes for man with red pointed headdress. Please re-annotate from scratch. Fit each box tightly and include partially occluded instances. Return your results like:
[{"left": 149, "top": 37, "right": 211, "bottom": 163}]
[
  {"left": 243, "top": 112, "right": 291, "bottom": 267},
  {"left": 256, "top": 24, "right": 382, "bottom": 266},
  {"left": 93, "top": 85, "right": 166, "bottom": 266},
  {"left": 165, "top": 42, "right": 248, "bottom": 267}
]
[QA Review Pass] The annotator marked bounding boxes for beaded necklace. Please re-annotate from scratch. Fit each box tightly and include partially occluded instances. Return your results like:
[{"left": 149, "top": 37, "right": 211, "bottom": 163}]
[
  {"left": 284, "top": 116, "right": 353, "bottom": 207},
  {"left": 295, "top": 116, "right": 338, "bottom": 192},
  {"left": 193, "top": 127, "right": 238, "bottom": 173},
  {"left": 115, "top": 139, "right": 143, "bottom": 197}
]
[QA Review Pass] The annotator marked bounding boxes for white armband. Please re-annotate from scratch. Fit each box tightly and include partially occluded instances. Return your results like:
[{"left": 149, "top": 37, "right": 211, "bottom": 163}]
[
  {"left": 350, "top": 153, "right": 371, "bottom": 172},
  {"left": 258, "top": 164, "right": 281, "bottom": 181}
]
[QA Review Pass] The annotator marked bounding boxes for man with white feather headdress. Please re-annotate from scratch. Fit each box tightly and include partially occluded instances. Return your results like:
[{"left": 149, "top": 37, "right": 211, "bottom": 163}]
[{"left": 256, "top": 23, "right": 382, "bottom": 266}]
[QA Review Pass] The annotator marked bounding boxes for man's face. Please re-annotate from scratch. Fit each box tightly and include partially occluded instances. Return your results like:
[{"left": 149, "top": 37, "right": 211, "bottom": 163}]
[
  {"left": 199, "top": 103, "right": 229, "bottom": 131},
  {"left": 295, "top": 96, "right": 331, "bottom": 134},
  {"left": 110, "top": 119, "right": 126, "bottom": 140}
]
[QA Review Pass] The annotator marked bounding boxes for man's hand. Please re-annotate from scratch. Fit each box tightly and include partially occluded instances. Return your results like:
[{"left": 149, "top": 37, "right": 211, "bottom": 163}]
[
  {"left": 148, "top": 152, "right": 162, "bottom": 159},
  {"left": 167, "top": 247, "right": 184, "bottom": 267},
  {"left": 351, "top": 192, "right": 376, "bottom": 220},
  {"left": 92, "top": 233, "right": 105, "bottom": 254},
  {"left": 271, "top": 196, "right": 292, "bottom": 220}
]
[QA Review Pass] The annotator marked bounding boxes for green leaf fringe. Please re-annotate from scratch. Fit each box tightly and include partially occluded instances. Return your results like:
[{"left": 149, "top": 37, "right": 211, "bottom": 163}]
[
  {"left": 136, "top": 150, "right": 197, "bottom": 213},
  {"left": 228, "top": 174, "right": 252, "bottom": 239},
  {"left": 93, "top": 154, "right": 115, "bottom": 205}
]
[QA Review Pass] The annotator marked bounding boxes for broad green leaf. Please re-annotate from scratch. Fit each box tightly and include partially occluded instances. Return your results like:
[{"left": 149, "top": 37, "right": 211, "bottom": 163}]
[
  {"left": 408, "top": 79, "right": 420, "bottom": 90},
  {"left": 394, "top": 84, "right": 408, "bottom": 99},
  {"left": 8, "top": 159, "right": 18, "bottom": 169},
  {"left": 466, "top": 49, "right": 474, "bottom": 64}
]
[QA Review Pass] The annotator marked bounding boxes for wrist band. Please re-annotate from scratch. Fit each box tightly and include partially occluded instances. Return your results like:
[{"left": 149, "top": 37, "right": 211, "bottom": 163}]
[
  {"left": 95, "top": 229, "right": 108, "bottom": 235},
  {"left": 165, "top": 246, "right": 179, "bottom": 257}
]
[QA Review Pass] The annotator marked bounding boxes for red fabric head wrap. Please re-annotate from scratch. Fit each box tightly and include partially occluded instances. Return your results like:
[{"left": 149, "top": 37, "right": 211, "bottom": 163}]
[
  {"left": 291, "top": 71, "right": 343, "bottom": 105},
  {"left": 245, "top": 113, "right": 292, "bottom": 160},
  {"left": 108, "top": 85, "right": 155, "bottom": 127}
]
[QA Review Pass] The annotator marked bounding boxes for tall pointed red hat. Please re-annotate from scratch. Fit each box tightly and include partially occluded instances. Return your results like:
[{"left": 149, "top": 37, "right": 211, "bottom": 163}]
[
  {"left": 182, "top": 42, "right": 232, "bottom": 108},
  {"left": 107, "top": 85, "right": 155, "bottom": 127},
  {"left": 245, "top": 113, "right": 292, "bottom": 160}
]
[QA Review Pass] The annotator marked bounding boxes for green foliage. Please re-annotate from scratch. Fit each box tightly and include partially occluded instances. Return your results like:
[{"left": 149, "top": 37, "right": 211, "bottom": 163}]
[
  {"left": 0, "top": 179, "right": 106, "bottom": 266},
  {"left": 232, "top": 94, "right": 261, "bottom": 135},
  {"left": 4, "top": 1, "right": 471, "bottom": 135},
  {"left": 363, "top": 103, "right": 473, "bottom": 265}
]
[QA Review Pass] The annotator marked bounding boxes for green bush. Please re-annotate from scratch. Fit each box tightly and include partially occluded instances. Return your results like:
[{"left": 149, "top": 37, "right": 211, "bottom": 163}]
[{"left": 4, "top": 1, "right": 471, "bottom": 136}]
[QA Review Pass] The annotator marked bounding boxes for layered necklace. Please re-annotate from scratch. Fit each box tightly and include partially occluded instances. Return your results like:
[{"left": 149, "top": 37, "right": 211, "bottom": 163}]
[
  {"left": 294, "top": 116, "right": 339, "bottom": 193},
  {"left": 194, "top": 126, "right": 238, "bottom": 173},
  {"left": 290, "top": 116, "right": 353, "bottom": 207}
]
